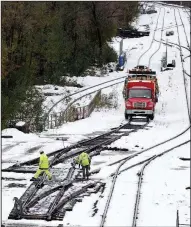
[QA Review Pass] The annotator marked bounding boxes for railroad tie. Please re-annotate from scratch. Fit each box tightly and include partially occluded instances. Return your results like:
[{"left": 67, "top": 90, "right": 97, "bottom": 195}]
[{"left": 13, "top": 197, "right": 24, "bottom": 219}]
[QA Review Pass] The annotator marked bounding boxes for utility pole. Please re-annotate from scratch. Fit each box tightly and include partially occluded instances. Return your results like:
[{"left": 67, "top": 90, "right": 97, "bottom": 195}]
[
  {"left": 166, "top": 38, "right": 168, "bottom": 67},
  {"left": 119, "top": 38, "right": 123, "bottom": 55}
]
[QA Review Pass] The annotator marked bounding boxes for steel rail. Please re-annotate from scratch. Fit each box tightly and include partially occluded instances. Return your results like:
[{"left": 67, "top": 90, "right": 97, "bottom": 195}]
[
  {"left": 99, "top": 6, "right": 191, "bottom": 225},
  {"left": 153, "top": 38, "right": 190, "bottom": 77},
  {"left": 7, "top": 5, "right": 191, "bottom": 223},
  {"left": 4, "top": 118, "right": 130, "bottom": 170},
  {"left": 174, "top": 9, "right": 191, "bottom": 122},
  {"left": 137, "top": 8, "right": 162, "bottom": 66},
  {"left": 8, "top": 121, "right": 149, "bottom": 220},
  {"left": 51, "top": 121, "right": 146, "bottom": 167},
  {"left": 148, "top": 8, "right": 166, "bottom": 67},
  {"left": 155, "top": 24, "right": 183, "bottom": 31},
  {"left": 177, "top": 9, "right": 190, "bottom": 49},
  {"left": 43, "top": 76, "right": 127, "bottom": 125},
  {"left": 132, "top": 155, "right": 156, "bottom": 227},
  {"left": 184, "top": 9, "right": 190, "bottom": 23},
  {"left": 183, "top": 70, "right": 191, "bottom": 77},
  {"left": 154, "top": 2, "right": 190, "bottom": 10},
  {"left": 100, "top": 137, "right": 190, "bottom": 227},
  {"left": 112, "top": 124, "right": 190, "bottom": 177},
  {"left": 132, "top": 140, "right": 190, "bottom": 227},
  {"left": 131, "top": 10, "right": 191, "bottom": 225},
  {"left": 183, "top": 54, "right": 191, "bottom": 61},
  {"left": 55, "top": 80, "right": 125, "bottom": 128},
  {"left": 43, "top": 45, "right": 138, "bottom": 128},
  {"left": 164, "top": 40, "right": 190, "bottom": 51}
]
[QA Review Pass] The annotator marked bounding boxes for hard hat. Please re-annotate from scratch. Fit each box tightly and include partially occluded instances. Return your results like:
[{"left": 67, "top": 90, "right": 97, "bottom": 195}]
[{"left": 40, "top": 151, "right": 44, "bottom": 154}]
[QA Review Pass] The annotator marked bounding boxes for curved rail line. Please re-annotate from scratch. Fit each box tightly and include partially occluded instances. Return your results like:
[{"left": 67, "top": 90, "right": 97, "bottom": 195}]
[
  {"left": 51, "top": 5, "right": 190, "bottom": 225},
  {"left": 155, "top": 23, "right": 183, "bottom": 31},
  {"left": 5, "top": 5, "right": 191, "bottom": 225},
  {"left": 132, "top": 140, "right": 190, "bottom": 227},
  {"left": 137, "top": 7, "right": 162, "bottom": 66},
  {"left": 183, "top": 70, "right": 191, "bottom": 77},
  {"left": 100, "top": 139, "right": 190, "bottom": 227},
  {"left": 131, "top": 9, "right": 191, "bottom": 226},
  {"left": 148, "top": 8, "right": 166, "bottom": 67},
  {"left": 21, "top": 10, "right": 169, "bottom": 211},
  {"left": 184, "top": 9, "right": 190, "bottom": 23},
  {"left": 3, "top": 119, "right": 147, "bottom": 172},
  {"left": 177, "top": 9, "right": 190, "bottom": 49},
  {"left": 60, "top": 81, "right": 124, "bottom": 124},
  {"left": 154, "top": 2, "right": 190, "bottom": 10},
  {"left": 174, "top": 8, "right": 191, "bottom": 121},
  {"left": 99, "top": 5, "right": 191, "bottom": 226},
  {"left": 166, "top": 40, "right": 190, "bottom": 51},
  {"left": 8, "top": 121, "right": 149, "bottom": 220},
  {"left": 44, "top": 76, "right": 127, "bottom": 125}
]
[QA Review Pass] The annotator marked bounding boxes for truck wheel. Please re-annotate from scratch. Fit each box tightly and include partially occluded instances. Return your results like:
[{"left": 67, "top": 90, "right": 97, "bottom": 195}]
[
  {"left": 150, "top": 114, "right": 154, "bottom": 120},
  {"left": 125, "top": 113, "right": 129, "bottom": 120}
]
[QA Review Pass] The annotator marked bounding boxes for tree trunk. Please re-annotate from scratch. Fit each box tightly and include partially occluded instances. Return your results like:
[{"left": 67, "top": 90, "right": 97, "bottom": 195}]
[{"left": 91, "top": 2, "right": 103, "bottom": 66}]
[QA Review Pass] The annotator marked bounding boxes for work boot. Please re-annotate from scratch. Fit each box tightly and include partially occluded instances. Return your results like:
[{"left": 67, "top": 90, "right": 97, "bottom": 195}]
[{"left": 30, "top": 177, "right": 37, "bottom": 181}]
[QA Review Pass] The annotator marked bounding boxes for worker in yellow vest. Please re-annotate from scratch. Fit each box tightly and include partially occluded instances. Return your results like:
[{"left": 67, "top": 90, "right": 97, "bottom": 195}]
[
  {"left": 78, "top": 152, "right": 91, "bottom": 180},
  {"left": 30, "top": 151, "right": 52, "bottom": 181}
]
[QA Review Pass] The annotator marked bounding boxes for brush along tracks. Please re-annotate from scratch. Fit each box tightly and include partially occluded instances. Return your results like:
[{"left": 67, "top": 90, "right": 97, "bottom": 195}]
[
  {"left": 7, "top": 120, "right": 149, "bottom": 221},
  {"left": 44, "top": 76, "right": 126, "bottom": 129}
]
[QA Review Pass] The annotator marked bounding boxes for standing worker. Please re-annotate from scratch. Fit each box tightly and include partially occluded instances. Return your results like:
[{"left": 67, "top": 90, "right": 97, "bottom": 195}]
[
  {"left": 78, "top": 151, "right": 91, "bottom": 180},
  {"left": 30, "top": 151, "right": 52, "bottom": 181}
]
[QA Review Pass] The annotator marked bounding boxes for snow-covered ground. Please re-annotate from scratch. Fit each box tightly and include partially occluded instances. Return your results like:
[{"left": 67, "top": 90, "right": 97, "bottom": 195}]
[{"left": 2, "top": 4, "right": 190, "bottom": 227}]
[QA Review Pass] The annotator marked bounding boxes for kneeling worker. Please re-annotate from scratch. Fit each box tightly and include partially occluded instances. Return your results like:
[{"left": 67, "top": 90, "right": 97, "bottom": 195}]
[
  {"left": 78, "top": 151, "right": 91, "bottom": 180},
  {"left": 30, "top": 151, "right": 52, "bottom": 181},
  {"left": 73, "top": 156, "right": 81, "bottom": 169}
]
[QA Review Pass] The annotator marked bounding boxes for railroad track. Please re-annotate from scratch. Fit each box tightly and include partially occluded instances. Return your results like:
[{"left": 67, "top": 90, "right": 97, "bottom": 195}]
[
  {"left": 174, "top": 8, "right": 191, "bottom": 120},
  {"left": 184, "top": 9, "right": 190, "bottom": 23},
  {"left": 3, "top": 120, "right": 148, "bottom": 173},
  {"left": 7, "top": 120, "right": 150, "bottom": 221},
  {"left": 177, "top": 9, "right": 190, "bottom": 49},
  {"left": 99, "top": 129, "right": 190, "bottom": 226},
  {"left": 5, "top": 5, "right": 190, "bottom": 226},
  {"left": 131, "top": 8, "right": 191, "bottom": 226},
  {"left": 99, "top": 5, "right": 191, "bottom": 227},
  {"left": 137, "top": 7, "right": 162, "bottom": 66},
  {"left": 148, "top": 7, "right": 165, "bottom": 67},
  {"left": 44, "top": 76, "right": 126, "bottom": 128},
  {"left": 2, "top": 223, "right": 64, "bottom": 227},
  {"left": 99, "top": 137, "right": 190, "bottom": 227},
  {"left": 132, "top": 140, "right": 190, "bottom": 227}
]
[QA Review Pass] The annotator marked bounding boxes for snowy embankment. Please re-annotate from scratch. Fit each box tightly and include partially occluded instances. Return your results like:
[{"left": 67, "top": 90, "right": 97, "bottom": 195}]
[{"left": 2, "top": 4, "right": 190, "bottom": 227}]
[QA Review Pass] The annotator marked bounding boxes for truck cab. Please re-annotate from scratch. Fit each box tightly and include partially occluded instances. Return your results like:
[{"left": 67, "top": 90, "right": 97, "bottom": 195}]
[
  {"left": 124, "top": 80, "right": 156, "bottom": 121},
  {"left": 123, "top": 69, "right": 159, "bottom": 101}
]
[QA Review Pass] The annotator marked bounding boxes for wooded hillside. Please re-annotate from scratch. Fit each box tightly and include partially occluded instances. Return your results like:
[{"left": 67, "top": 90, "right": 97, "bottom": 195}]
[{"left": 2, "top": 1, "right": 139, "bottom": 129}]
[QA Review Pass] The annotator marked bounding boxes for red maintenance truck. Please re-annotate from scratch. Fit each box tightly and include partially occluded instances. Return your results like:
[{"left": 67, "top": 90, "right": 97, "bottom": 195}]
[{"left": 124, "top": 80, "right": 156, "bottom": 121}]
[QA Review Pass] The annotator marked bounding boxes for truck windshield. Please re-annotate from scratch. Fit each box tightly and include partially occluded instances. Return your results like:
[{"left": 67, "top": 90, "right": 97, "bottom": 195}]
[{"left": 128, "top": 89, "right": 151, "bottom": 98}]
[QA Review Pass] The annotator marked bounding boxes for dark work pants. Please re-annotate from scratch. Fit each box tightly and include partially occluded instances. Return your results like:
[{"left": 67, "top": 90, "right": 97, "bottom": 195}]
[{"left": 82, "top": 165, "right": 89, "bottom": 179}]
